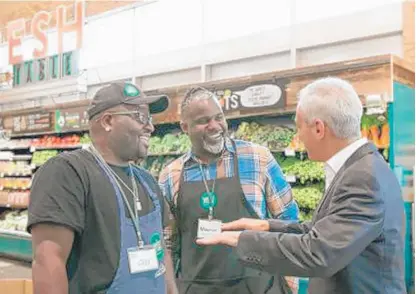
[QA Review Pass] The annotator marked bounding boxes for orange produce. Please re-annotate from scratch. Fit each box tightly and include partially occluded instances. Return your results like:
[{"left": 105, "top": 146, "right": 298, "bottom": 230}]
[{"left": 380, "top": 123, "right": 390, "bottom": 148}]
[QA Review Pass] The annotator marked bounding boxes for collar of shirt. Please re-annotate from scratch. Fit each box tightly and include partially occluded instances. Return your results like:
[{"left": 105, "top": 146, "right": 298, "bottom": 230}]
[
  {"left": 324, "top": 138, "right": 368, "bottom": 190},
  {"left": 182, "top": 137, "right": 236, "bottom": 166}
]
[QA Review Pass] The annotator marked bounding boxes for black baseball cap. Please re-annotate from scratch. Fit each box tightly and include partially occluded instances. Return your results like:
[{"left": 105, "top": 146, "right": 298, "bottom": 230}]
[{"left": 87, "top": 82, "right": 170, "bottom": 119}]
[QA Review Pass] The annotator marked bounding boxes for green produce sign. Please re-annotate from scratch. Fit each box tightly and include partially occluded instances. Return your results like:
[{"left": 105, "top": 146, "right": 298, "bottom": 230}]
[{"left": 55, "top": 107, "right": 89, "bottom": 133}]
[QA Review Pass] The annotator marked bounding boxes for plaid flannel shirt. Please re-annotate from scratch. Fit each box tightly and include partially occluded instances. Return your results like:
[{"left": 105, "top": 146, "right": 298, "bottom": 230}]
[{"left": 159, "top": 138, "right": 300, "bottom": 292}]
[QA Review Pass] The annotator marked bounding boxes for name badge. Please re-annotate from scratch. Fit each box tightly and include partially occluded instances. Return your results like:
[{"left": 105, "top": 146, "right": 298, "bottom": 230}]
[
  {"left": 197, "top": 218, "right": 222, "bottom": 239},
  {"left": 127, "top": 246, "right": 159, "bottom": 274}
]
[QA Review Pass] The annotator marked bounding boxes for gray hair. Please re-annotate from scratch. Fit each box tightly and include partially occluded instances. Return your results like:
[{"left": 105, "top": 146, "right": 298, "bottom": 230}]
[
  {"left": 180, "top": 86, "right": 220, "bottom": 119},
  {"left": 297, "top": 77, "right": 363, "bottom": 140}
]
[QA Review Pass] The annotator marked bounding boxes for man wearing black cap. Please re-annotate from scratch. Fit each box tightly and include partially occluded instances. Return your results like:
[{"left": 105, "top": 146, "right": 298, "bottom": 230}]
[{"left": 27, "top": 82, "right": 178, "bottom": 294}]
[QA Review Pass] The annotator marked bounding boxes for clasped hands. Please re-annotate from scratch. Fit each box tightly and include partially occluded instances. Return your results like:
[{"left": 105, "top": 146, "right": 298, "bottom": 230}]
[{"left": 196, "top": 218, "right": 269, "bottom": 247}]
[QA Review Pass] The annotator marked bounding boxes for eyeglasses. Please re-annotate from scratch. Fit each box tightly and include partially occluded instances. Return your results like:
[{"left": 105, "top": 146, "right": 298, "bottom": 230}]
[{"left": 109, "top": 111, "right": 153, "bottom": 125}]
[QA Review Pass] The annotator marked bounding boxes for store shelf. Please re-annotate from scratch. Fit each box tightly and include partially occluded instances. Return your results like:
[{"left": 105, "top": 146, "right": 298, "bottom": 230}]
[
  {"left": 30, "top": 144, "right": 88, "bottom": 151},
  {"left": 0, "top": 173, "right": 32, "bottom": 177},
  {"left": 0, "top": 229, "right": 32, "bottom": 261},
  {"left": 11, "top": 155, "right": 32, "bottom": 161},
  {"left": 0, "top": 146, "right": 30, "bottom": 151},
  {"left": 0, "top": 229, "right": 31, "bottom": 238}
]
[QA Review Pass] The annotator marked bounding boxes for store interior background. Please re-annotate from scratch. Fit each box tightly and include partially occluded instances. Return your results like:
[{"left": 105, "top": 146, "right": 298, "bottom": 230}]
[{"left": 0, "top": 0, "right": 414, "bottom": 293}]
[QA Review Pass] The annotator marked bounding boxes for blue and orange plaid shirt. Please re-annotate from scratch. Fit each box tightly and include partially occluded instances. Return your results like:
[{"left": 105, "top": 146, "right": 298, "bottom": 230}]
[{"left": 159, "top": 138, "right": 300, "bottom": 292}]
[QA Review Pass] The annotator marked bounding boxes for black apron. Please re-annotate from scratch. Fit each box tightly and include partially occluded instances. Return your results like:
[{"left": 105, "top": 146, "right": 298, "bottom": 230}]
[{"left": 174, "top": 140, "right": 291, "bottom": 294}]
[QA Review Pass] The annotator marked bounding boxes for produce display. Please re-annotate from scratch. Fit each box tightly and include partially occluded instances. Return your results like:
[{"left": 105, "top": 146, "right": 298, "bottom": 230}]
[
  {"left": 278, "top": 157, "right": 325, "bottom": 184},
  {"left": 79, "top": 133, "right": 92, "bottom": 144},
  {"left": 0, "top": 210, "right": 28, "bottom": 232},
  {"left": 148, "top": 133, "right": 192, "bottom": 154},
  {"left": 361, "top": 114, "right": 389, "bottom": 149},
  {"left": 234, "top": 122, "right": 296, "bottom": 150},
  {"left": 0, "top": 178, "right": 31, "bottom": 190},
  {"left": 31, "top": 150, "right": 59, "bottom": 166},
  {"left": 31, "top": 134, "right": 81, "bottom": 147},
  {"left": 292, "top": 184, "right": 324, "bottom": 211},
  {"left": 0, "top": 139, "right": 31, "bottom": 150},
  {"left": 139, "top": 156, "right": 177, "bottom": 178},
  {"left": 0, "top": 191, "right": 29, "bottom": 208},
  {"left": 292, "top": 184, "right": 325, "bottom": 222},
  {"left": 274, "top": 153, "right": 325, "bottom": 221},
  {"left": 0, "top": 162, "right": 32, "bottom": 175},
  {"left": 0, "top": 111, "right": 393, "bottom": 235}
]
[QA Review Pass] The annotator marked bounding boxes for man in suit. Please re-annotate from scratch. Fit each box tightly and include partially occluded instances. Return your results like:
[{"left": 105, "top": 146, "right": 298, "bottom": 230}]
[{"left": 197, "top": 77, "right": 406, "bottom": 294}]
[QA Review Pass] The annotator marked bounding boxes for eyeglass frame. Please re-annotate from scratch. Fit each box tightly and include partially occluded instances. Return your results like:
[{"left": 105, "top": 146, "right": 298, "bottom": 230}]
[{"left": 104, "top": 110, "right": 153, "bottom": 125}]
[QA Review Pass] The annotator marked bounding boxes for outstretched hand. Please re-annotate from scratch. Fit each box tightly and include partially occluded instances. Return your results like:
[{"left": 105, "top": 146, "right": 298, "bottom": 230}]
[
  {"left": 196, "top": 231, "right": 242, "bottom": 247},
  {"left": 196, "top": 218, "right": 269, "bottom": 247},
  {"left": 221, "top": 218, "right": 270, "bottom": 232}
]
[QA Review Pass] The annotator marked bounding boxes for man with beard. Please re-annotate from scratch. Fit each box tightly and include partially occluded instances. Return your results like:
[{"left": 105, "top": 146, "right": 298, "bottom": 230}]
[
  {"left": 27, "top": 82, "right": 178, "bottom": 294},
  {"left": 158, "top": 86, "right": 299, "bottom": 294}
]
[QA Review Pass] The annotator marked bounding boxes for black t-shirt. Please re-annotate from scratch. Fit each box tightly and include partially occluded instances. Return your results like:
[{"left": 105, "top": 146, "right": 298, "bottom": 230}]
[{"left": 27, "top": 149, "right": 170, "bottom": 293}]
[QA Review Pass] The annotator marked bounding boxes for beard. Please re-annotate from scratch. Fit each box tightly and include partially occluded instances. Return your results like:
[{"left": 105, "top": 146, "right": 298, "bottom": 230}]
[{"left": 202, "top": 136, "right": 225, "bottom": 155}]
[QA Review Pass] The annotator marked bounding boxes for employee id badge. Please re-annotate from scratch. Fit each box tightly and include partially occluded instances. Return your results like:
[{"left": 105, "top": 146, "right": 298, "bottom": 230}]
[
  {"left": 197, "top": 218, "right": 222, "bottom": 239},
  {"left": 127, "top": 245, "right": 159, "bottom": 274}
]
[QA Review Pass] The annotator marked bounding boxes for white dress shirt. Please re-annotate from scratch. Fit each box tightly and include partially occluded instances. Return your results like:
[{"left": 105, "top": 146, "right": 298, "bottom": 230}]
[{"left": 324, "top": 138, "right": 368, "bottom": 191}]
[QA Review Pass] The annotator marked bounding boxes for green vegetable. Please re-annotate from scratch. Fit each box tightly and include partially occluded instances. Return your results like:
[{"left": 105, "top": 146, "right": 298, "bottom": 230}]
[
  {"left": 292, "top": 184, "right": 324, "bottom": 210},
  {"left": 234, "top": 122, "right": 295, "bottom": 150},
  {"left": 299, "top": 210, "right": 314, "bottom": 222},
  {"left": 32, "top": 150, "right": 58, "bottom": 165},
  {"left": 148, "top": 133, "right": 191, "bottom": 154},
  {"left": 278, "top": 158, "right": 325, "bottom": 184}
]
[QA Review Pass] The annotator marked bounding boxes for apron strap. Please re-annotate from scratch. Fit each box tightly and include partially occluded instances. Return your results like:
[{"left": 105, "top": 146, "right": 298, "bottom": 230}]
[{"left": 131, "top": 166, "right": 161, "bottom": 209}]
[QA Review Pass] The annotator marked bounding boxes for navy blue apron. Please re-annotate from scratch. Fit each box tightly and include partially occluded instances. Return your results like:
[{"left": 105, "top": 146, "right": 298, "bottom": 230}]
[{"left": 94, "top": 158, "right": 166, "bottom": 294}]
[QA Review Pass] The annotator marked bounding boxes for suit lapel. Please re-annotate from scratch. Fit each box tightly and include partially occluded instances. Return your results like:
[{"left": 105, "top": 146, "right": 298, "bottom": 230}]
[{"left": 313, "top": 142, "right": 378, "bottom": 217}]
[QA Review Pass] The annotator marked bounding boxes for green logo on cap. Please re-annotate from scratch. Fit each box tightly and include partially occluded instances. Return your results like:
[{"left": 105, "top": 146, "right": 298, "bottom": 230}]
[{"left": 124, "top": 83, "right": 140, "bottom": 97}]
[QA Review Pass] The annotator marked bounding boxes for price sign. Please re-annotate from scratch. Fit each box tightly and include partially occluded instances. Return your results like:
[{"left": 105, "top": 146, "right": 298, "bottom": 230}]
[
  {"left": 285, "top": 175, "right": 297, "bottom": 183},
  {"left": 284, "top": 148, "right": 296, "bottom": 157}
]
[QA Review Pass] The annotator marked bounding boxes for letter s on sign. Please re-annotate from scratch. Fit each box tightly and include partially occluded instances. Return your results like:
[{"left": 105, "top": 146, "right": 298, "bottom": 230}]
[{"left": 31, "top": 11, "right": 51, "bottom": 59}]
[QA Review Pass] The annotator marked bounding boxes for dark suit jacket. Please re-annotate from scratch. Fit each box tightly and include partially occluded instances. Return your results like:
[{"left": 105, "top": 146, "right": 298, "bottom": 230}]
[{"left": 236, "top": 143, "right": 406, "bottom": 294}]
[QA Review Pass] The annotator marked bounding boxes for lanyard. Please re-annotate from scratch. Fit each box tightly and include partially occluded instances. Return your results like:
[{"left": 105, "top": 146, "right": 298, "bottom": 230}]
[
  {"left": 198, "top": 163, "right": 217, "bottom": 220},
  {"left": 88, "top": 146, "right": 145, "bottom": 247}
]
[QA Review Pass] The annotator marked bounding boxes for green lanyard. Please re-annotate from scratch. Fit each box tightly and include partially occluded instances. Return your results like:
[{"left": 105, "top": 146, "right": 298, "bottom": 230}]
[
  {"left": 198, "top": 163, "right": 217, "bottom": 220},
  {"left": 88, "top": 146, "right": 145, "bottom": 247}
]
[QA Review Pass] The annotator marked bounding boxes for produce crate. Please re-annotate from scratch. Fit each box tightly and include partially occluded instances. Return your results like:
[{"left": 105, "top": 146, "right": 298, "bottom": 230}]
[{"left": 0, "top": 279, "right": 32, "bottom": 294}]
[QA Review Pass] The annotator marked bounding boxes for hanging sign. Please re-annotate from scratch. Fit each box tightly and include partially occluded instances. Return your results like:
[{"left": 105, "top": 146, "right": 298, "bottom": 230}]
[
  {"left": 152, "top": 79, "right": 288, "bottom": 124},
  {"left": 7, "top": 1, "right": 85, "bottom": 65},
  {"left": 214, "top": 80, "right": 287, "bottom": 114},
  {"left": 11, "top": 112, "right": 53, "bottom": 134},
  {"left": 55, "top": 106, "right": 89, "bottom": 133}
]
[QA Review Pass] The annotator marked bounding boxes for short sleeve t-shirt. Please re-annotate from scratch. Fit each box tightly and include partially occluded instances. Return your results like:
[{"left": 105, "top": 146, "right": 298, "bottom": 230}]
[{"left": 27, "top": 149, "right": 171, "bottom": 293}]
